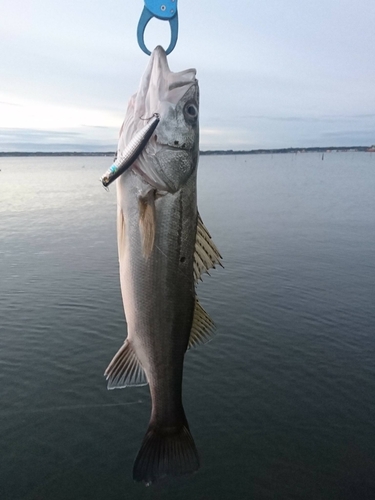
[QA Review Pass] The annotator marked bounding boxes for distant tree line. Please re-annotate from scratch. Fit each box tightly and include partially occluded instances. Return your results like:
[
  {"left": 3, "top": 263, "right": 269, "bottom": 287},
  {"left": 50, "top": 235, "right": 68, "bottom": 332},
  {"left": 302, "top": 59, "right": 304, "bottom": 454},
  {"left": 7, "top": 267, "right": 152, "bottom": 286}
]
[{"left": 0, "top": 146, "right": 374, "bottom": 157}]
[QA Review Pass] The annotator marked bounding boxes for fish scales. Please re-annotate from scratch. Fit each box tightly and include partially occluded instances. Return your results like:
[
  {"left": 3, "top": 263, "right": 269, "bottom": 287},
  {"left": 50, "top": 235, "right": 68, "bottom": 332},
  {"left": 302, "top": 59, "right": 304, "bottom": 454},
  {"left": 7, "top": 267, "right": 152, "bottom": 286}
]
[{"left": 104, "top": 46, "right": 221, "bottom": 484}]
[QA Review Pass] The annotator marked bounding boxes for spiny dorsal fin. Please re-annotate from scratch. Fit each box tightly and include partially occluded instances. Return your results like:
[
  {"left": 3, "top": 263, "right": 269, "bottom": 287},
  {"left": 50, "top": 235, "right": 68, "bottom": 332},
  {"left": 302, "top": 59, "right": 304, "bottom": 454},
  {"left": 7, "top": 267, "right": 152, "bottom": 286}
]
[
  {"left": 193, "top": 213, "right": 222, "bottom": 282},
  {"left": 138, "top": 190, "right": 156, "bottom": 259},
  {"left": 104, "top": 339, "right": 148, "bottom": 389},
  {"left": 188, "top": 298, "right": 215, "bottom": 349}
]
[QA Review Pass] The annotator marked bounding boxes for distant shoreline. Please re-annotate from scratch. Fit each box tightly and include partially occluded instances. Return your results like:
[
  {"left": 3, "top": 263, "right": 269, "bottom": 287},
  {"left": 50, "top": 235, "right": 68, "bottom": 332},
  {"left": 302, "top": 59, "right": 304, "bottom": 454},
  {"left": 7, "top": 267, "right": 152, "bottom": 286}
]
[{"left": 0, "top": 146, "right": 374, "bottom": 157}]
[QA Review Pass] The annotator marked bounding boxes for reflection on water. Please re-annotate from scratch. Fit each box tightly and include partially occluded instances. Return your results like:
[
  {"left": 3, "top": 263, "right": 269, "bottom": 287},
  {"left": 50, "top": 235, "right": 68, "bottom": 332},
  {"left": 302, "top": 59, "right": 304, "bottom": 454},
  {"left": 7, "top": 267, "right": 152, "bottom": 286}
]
[{"left": 1, "top": 153, "right": 375, "bottom": 499}]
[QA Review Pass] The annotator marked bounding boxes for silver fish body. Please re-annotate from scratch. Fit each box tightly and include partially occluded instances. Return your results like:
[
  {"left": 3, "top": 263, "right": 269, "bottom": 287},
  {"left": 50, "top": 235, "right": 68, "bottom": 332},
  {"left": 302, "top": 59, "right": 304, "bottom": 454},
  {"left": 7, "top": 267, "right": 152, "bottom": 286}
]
[{"left": 105, "top": 46, "right": 221, "bottom": 484}]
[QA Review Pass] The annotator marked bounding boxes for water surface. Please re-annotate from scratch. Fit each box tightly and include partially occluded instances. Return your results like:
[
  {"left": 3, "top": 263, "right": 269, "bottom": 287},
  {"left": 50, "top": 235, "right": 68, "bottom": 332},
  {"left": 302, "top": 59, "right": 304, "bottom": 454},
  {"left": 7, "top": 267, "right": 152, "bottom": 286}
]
[{"left": 1, "top": 153, "right": 375, "bottom": 499}]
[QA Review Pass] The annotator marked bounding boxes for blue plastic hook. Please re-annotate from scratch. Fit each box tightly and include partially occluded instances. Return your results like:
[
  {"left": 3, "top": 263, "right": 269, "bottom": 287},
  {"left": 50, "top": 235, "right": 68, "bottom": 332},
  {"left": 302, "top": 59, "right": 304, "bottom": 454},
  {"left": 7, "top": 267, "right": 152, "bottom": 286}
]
[{"left": 137, "top": 0, "right": 178, "bottom": 55}]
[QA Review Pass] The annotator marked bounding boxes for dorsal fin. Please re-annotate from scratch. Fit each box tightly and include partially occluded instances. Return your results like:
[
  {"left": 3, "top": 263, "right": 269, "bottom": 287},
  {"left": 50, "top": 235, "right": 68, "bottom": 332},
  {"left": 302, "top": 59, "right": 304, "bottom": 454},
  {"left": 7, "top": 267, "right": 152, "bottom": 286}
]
[
  {"left": 104, "top": 339, "right": 148, "bottom": 389},
  {"left": 188, "top": 298, "right": 215, "bottom": 349},
  {"left": 193, "top": 213, "right": 222, "bottom": 282}
]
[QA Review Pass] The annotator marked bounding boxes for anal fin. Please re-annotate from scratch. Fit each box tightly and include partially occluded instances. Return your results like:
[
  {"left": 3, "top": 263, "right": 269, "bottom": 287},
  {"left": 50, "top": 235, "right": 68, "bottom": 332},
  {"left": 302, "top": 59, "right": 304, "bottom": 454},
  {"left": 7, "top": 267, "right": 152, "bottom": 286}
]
[{"left": 104, "top": 339, "right": 148, "bottom": 389}]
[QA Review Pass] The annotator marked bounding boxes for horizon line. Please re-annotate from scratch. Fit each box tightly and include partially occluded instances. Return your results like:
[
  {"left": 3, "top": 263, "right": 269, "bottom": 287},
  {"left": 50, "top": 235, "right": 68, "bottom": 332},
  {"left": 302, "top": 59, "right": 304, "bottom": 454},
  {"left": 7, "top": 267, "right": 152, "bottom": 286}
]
[{"left": 1, "top": 145, "right": 375, "bottom": 157}]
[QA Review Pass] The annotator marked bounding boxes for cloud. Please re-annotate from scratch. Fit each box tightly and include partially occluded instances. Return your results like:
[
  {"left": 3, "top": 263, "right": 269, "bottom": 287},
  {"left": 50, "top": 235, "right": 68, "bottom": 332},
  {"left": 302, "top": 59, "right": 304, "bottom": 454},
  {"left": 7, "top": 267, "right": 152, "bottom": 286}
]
[
  {"left": 239, "top": 114, "right": 375, "bottom": 123},
  {"left": 0, "top": 128, "right": 80, "bottom": 139},
  {"left": 319, "top": 129, "right": 375, "bottom": 146},
  {"left": 1, "top": 0, "right": 375, "bottom": 150},
  {"left": 0, "top": 143, "right": 115, "bottom": 153},
  {"left": 0, "top": 127, "right": 116, "bottom": 152}
]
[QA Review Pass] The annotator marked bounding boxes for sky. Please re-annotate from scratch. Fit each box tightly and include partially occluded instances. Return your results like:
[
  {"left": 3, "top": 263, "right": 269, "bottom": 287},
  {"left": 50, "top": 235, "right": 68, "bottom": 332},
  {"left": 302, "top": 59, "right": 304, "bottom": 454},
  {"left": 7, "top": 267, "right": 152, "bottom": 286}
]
[{"left": 1, "top": 0, "right": 375, "bottom": 151}]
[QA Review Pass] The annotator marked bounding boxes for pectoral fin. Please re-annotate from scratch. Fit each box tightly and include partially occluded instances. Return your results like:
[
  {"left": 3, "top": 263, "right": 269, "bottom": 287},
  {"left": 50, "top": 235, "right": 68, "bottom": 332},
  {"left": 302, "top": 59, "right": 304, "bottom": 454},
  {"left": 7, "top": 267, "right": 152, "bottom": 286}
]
[
  {"left": 104, "top": 339, "right": 148, "bottom": 389},
  {"left": 138, "top": 190, "right": 156, "bottom": 259}
]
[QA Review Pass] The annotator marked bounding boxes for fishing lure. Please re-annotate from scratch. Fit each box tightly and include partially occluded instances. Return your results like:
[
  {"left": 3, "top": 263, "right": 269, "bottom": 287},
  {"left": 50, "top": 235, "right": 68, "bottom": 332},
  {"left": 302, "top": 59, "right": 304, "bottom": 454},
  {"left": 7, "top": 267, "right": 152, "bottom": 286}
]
[{"left": 100, "top": 113, "right": 160, "bottom": 188}]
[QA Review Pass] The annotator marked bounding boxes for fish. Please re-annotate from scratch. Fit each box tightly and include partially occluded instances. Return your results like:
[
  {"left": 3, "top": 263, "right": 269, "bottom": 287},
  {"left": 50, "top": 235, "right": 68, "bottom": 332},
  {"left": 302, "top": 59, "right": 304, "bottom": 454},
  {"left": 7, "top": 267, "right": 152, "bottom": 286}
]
[{"left": 104, "top": 46, "right": 222, "bottom": 485}]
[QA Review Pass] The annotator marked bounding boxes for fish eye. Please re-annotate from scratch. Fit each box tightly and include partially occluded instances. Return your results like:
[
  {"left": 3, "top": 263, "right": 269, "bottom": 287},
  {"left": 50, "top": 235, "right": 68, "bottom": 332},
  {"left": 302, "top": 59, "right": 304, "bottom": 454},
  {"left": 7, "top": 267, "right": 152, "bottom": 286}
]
[
  {"left": 184, "top": 102, "right": 198, "bottom": 122},
  {"left": 186, "top": 105, "right": 197, "bottom": 117}
]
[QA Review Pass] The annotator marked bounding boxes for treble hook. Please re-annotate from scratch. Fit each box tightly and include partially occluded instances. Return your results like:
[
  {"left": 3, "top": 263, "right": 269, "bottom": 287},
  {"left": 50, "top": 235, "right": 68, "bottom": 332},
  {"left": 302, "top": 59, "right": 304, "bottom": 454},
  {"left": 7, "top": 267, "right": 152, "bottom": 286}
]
[{"left": 137, "top": 0, "right": 179, "bottom": 56}]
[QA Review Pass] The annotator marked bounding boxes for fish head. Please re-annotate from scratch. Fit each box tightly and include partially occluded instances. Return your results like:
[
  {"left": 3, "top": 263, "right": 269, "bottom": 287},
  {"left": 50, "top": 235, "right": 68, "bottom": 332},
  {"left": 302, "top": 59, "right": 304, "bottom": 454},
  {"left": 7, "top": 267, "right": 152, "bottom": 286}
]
[{"left": 119, "top": 46, "right": 199, "bottom": 192}]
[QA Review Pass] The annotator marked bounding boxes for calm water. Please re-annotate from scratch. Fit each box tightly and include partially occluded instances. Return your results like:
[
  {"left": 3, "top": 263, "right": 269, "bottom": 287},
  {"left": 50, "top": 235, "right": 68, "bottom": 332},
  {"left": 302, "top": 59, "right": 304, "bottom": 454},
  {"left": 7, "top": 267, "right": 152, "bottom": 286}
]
[{"left": 1, "top": 153, "right": 375, "bottom": 500}]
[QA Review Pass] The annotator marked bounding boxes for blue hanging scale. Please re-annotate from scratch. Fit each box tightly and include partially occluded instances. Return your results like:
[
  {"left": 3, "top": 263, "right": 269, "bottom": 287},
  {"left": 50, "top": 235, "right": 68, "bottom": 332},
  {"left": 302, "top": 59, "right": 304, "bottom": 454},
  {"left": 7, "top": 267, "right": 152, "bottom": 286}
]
[{"left": 137, "top": 0, "right": 178, "bottom": 55}]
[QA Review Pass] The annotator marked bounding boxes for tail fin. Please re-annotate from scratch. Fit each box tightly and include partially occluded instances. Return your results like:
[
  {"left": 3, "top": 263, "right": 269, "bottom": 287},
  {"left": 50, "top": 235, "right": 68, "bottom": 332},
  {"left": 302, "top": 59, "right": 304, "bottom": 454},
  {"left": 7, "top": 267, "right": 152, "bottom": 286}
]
[{"left": 133, "top": 423, "right": 200, "bottom": 485}]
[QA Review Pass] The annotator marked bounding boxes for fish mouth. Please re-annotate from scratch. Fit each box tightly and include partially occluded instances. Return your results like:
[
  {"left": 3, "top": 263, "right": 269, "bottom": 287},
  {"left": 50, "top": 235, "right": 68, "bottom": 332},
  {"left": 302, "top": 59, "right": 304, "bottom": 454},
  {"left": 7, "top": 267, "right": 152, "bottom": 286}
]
[{"left": 152, "top": 45, "right": 169, "bottom": 72}]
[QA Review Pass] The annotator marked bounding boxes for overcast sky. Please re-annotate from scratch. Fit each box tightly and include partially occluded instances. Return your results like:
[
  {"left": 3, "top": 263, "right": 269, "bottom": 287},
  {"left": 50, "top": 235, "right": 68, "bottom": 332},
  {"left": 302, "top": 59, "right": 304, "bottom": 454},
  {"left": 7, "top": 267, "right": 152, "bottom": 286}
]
[{"left": 1, "top": 0, "right": 374, "bottom": 151}]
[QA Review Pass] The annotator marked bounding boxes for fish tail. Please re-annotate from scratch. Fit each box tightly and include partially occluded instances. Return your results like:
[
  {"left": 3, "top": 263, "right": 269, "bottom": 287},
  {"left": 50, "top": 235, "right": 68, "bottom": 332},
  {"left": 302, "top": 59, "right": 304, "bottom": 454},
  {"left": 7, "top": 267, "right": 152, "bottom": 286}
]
[{"left": 133, "top": 420, "right": 200, "bottom": 485}]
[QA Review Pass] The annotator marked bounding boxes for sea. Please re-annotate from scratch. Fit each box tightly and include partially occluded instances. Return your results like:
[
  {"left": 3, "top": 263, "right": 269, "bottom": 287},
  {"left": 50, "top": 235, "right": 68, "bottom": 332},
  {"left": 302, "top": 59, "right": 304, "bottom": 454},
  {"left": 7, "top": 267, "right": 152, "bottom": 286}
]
[{"left": 0, "top": 152, "right": 374, "bottom": 500}]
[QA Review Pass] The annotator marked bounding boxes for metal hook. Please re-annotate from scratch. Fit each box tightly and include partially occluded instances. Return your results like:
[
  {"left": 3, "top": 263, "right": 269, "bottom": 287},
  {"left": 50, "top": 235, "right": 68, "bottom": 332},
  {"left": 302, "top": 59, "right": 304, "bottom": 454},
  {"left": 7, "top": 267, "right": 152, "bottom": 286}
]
[{"left": 137, "top": 0, "right": 179, "bottom": 56}]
